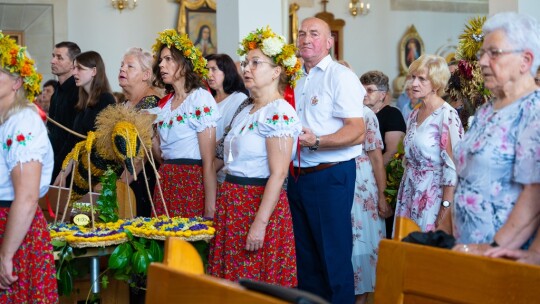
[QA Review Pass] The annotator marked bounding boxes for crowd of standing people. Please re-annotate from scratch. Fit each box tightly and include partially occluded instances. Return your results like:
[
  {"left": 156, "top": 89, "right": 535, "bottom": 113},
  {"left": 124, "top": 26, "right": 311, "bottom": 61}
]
[{"left": 0, "top": 10, "right": 540, "bottom": 304}]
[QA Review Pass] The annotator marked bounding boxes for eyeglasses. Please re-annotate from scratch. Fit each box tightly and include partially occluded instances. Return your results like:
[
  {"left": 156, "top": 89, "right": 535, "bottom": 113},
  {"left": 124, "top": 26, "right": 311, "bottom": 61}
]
[
  {"left": 240, "top": 59, "right": 273, "bottom": 71},
  {"left": 366, "top": 88, "right": 384, "bottom": 94},
  {"left": 476, "top": 48, "right": 524, "bottom": 60}
]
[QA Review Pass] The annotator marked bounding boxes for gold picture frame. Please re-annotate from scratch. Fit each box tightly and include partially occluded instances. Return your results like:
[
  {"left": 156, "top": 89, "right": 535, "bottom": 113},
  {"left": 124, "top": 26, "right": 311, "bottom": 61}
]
[
  {"left": 315, "top": 11, "right": 345, "bottom": 60},
  {"left": 289, "top": 3, "right": 300, "bottom": 45},
  {"left": 3, "top": 30, "right": 24, "bottom": 46},
  {"left": 176, "top": 0, "right": 217, "bottom": 56},
  {"left": 399, "top": 25, "right": 424, "bottom": 74}
]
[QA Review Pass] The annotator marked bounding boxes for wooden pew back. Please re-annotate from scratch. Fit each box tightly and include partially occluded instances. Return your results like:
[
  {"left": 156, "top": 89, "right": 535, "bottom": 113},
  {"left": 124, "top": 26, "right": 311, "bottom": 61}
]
[{"left": 374, "top": 239, "right": 540, "bottom": 303}]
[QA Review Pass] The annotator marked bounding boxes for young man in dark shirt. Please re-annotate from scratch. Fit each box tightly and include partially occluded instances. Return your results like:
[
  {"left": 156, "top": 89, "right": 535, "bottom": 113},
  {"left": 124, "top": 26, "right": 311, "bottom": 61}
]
[{"left": 48, "top": 41, "right": 81, "bottom": 181}]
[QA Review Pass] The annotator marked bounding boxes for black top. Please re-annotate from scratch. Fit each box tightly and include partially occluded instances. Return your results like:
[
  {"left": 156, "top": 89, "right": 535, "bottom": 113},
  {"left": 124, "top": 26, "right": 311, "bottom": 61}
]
[
  {"left": 375, "top": 105, "right": 406, "bottom": 154},
  {"left": 48, "top": 76, "right": 79, "bottom": 178},
  {"left": 58, "top": 92, "right": 116, "bottom": 171}
]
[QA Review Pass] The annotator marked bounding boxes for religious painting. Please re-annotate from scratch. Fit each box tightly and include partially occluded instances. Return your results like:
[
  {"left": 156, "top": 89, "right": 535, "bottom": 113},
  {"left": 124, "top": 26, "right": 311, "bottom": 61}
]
[
  {"left": 399, "top": 25, "right": 424, "bottom": 74},
  {"left": 176, "top": 0, "right": 217, "bottom": 57}
]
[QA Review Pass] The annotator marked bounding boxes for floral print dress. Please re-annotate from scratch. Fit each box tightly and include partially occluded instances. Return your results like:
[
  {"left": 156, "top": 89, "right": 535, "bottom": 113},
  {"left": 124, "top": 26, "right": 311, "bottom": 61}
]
[
  {"left": 208, "top": 99, "right": 301, "bottom": 287},
  {"left": 453, "top": 91, "right": 540, "bottom": 244},
  {"left": 395, "top": 103, "right": 463, "bottom": 231},
  {"left": 351, "top": 106, "right": 385, "bottom": 295}
]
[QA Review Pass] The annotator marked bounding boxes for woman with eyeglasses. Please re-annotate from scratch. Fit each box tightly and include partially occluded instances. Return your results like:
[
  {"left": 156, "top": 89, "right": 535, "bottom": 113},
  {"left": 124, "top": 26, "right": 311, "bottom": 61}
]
[
  {"left": 360, "top": 71, "right": 406, "bottom": 239},
  {"left": 208, "top": 27, "right": 302, "bottom": 287},
  {"left": 394, "top": 54, "right": 463, "bottom": 233},
  {"left": 439, "top": 12, "right": 540, "bottom": 256},
  {"left": 148, "top": 29, "right": 220, "bottom": 218}
]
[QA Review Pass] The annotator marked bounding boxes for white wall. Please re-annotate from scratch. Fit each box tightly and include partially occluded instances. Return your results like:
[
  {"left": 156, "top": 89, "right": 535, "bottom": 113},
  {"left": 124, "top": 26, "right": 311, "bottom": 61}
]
[
  {"left": 67, "top": 0, "right": 179, "bottom": 91},
  {"left": 296, "top": 1, "right": 481, "bottom": 94}
]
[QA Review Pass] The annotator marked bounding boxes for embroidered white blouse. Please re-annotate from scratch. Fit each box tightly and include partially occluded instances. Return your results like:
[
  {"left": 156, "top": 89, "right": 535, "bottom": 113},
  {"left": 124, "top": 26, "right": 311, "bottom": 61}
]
[
  {"left": 224, "top": 99, "right": 302, "bottom": 179},
  {"left": 0, "top": 107, "right": 54, "bottom": 199},
  {"left": 150, "top": 88, "right": 221, "bottom": 160}
]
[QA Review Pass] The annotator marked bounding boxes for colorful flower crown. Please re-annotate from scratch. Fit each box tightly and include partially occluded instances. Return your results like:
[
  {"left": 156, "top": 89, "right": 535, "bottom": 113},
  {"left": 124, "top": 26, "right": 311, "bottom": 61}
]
[
  {"left": 238, "top": 26, "right": 303, "bottom": 88},
  {"left": 0, "top": 32, "right": 42, "bottom": 102},
  {"left": 152, "top": 29, "right": 208, "bottom": 79}
]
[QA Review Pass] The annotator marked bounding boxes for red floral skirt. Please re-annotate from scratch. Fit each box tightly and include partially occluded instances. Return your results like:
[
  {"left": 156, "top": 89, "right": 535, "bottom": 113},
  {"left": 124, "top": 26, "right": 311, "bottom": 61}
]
[
  {"left": 153, "top": 163, "right": 204, "bottom": 218},
  {"left": 208, "top": 181, "right": 297, "bottom": 287},
  {"left": 0, "top": 208, "right": 58, "bottom": 303}
]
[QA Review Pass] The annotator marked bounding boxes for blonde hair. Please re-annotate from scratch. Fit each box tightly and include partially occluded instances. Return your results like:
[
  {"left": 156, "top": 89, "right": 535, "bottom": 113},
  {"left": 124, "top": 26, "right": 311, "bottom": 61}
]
[
  {"left": 408, "top": 54, "right": 450, "bottom": 96},
  {"left": 0, "top": 69, "right": 34, "bottom": 124}
]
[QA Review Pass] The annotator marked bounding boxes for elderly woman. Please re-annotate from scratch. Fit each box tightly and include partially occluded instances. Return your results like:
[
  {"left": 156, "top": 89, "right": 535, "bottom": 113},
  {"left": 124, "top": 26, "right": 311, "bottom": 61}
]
[
  {"left": 118, "top": 47, "right": 161, "bottom": 217},
  {"left": 0, "top": 33, "right": 57, "bottom": 302},
  {"left": 208, "top": 27, "right": 302, "bottom": 287},
  {"left": 149, "top": 29, "right": 219, "bottom": 218},
  {"left": 394, "top": 54, "right": 463, "bottom": 232},
  {"left": 446, "top": 12, "right": 540, "bottom": 251}
]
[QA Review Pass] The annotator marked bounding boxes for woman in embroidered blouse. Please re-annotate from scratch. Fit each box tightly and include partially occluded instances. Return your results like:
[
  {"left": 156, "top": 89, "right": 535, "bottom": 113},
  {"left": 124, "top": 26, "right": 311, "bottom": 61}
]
[
  {"left": 118, "top": 47, "right": 162, "bottom": 217},
  {"left": 394, "top": 54, "right": 463, "bottom": 232},
  {"left": 443, "top": 12, "right": 540, "bottom": 253},
  {"left": 205, "top": 53, "right": 248, "bottom": 183},
  {"left": 148, "top": 29, "right": 219, "bottom": 218},
  {"left": 208, "top": 27, "right": 302, "bottom": 287},
  {"left": 0, "top": 33, "right": 57, "bottom": 302}
]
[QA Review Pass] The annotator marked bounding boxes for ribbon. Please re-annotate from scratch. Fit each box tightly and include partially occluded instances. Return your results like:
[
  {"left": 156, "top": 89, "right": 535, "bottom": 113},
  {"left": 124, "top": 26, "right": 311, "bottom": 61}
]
[{"left": 284, "top": 85, "right": 301, "bottom": 181}]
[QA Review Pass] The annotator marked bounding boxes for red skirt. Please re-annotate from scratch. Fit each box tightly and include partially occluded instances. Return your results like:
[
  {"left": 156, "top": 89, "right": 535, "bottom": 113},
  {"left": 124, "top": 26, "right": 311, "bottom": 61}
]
[
  {"left": 208, "top": 181, "right": 297, "bottom": 287},
  {"left": 153, "top": 163, "right": 205, "bottom": 218},
  {"left": 0, "top": 208, "right": 58, "bottom": 303}
]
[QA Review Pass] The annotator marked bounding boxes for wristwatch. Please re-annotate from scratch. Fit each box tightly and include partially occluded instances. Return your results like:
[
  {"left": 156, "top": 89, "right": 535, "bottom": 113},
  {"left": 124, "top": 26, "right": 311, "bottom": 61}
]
[
  {"left": 441, "top": 200, "right": 452, "bottom": 208},
  {"left": 309, "top": 135, "right": 320, "bottom": 151}
]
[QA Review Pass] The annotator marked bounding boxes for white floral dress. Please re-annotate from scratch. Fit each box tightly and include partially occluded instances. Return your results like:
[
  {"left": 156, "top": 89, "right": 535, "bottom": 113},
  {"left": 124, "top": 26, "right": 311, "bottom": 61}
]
[
  {"left": 351, "top": 106, "right": 385, "bottom": 295},
  {"left": 395, "top": 103, "right": 463, "bottom": 231},
  {"left": 453, "top": 91, "right": 540, "bottom": 244}
]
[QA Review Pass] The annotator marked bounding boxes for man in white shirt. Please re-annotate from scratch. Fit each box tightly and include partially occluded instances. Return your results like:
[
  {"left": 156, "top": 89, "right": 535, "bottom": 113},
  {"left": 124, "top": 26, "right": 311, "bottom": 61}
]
[{"left": 287, "top": 17, "right": 366, "bottom": 304}]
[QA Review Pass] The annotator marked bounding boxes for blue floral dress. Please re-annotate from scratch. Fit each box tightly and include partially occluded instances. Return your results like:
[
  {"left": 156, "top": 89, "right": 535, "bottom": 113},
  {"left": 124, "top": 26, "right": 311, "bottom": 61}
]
[
  {"left": 351, "top": 106, "right": 385, "bottom": 294},
  {"left": 453, "top": 91, "right": 540, "bottom": 244},
  {"left": 395, "top": 103, "right": 463, "bottom": 231}
]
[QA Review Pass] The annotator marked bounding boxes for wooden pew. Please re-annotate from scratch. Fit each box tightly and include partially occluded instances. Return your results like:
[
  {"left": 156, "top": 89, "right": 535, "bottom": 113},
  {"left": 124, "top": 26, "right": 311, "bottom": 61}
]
[
  {"left": 374, "top": 239, "right": 540, "bottom": 303},
  {"left": 393, "top": 217, "right": 421, "bottom": 241},
  {"left": 146, "top": 238, "right": 287, "bottom": 304}
]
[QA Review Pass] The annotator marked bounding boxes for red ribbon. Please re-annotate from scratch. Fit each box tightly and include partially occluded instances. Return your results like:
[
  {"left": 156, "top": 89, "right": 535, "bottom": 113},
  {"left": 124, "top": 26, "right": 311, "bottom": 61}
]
[
  {"left": 158, "top": 93, "right": 173, "bottom": 108},
  {"left": 46, "top": 194, "right": 55, "bottom": 219},
  {"left": 284, "top": 85, "right": 301, "bottom": 181},
  {"left": 35, "top": 104, "right": 47, "bottom": 122}
]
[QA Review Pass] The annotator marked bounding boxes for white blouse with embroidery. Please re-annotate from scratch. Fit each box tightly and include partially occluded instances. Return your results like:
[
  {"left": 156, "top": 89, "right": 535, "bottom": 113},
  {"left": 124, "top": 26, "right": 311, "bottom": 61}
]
[
  {"left": 149, "top": 88, "right": 221, "bottom": 160},
  {"left": 0, "top": 107, "right": 54, "bottom": 199},
  {"left": 224, "top": 99, "right": 302, "bottom": 179}
]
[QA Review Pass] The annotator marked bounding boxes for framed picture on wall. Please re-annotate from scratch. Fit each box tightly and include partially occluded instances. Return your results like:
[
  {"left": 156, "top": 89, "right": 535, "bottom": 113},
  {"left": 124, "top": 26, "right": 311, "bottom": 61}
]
[
  {"left": 399, "top": 25, "right": 424, "bottom": 74},
  {"left": 176, "top": 0, "right": 217, "bottom": 57},
  {"left": 3, "top": 30, "right": 24, "bottom": 46}
]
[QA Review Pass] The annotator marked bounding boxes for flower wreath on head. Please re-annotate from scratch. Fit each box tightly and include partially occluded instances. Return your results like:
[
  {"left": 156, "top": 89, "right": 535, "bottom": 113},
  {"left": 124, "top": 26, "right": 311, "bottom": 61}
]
[
  {"left": 0, "top": 31, "right": 42, "bottom": 102},
  {"left": 238, "top": 26, "right": 303, "bottom": 88},
  {"left": 152, "top": 29, "right": 208, "bottom": 79}
]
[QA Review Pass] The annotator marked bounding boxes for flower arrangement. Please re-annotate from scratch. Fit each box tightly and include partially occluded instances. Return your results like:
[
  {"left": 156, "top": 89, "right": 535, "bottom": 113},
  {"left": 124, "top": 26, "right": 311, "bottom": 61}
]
[
  {"left": 152, "top": 29, "right": 208, "bottom": 79},
  {"left": 238, "top": 26, "right": 303, "bottom": 87},
  {"left": 125, "top": 216, "right": 215, "bottom": 241},
  {"left": 447, "top": 16, "right": 491, "bottom": 128},
  {"left": 384, "top": 139, "right": 405, "bottom": 209},
  {"left": 0, "top": 31, "right": 42, "bottom": 101}
]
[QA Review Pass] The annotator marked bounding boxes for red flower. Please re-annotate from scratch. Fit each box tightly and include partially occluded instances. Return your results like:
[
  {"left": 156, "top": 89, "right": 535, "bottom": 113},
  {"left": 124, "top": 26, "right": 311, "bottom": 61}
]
[
  {"left": 169, "top": 120, "right": 173, "bottom": 125},
  {"left": 283, "top": 115, "right": 289, "bottom": 121},
  {"left": 6, "top": 139, "right": 12, "bottom": 147},
  {"left": 176, "top": 116, "right": 183, "bottom": 121},
  {"left": 16, "top": 134, "right": 25, "bottom": 142},
  {"left": 203, "top": 106, "right": 210, "bottom": 113},
  {"left": 272, "top": 114, "right": 279, "bottom": 121},
  {"left": 158, "top": 121, "right": 164, "bottom": 126},
  {"left": 195, "top": 109, "right": 202, "bottom": 116}
]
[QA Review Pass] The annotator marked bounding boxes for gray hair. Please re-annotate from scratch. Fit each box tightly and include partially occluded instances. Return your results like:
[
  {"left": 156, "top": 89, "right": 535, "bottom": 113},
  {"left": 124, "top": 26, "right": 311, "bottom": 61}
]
[
  {"left": 123, "top": 47, "right": 155, "bottom": 85},
  {"left": 483, "top": 12, "right": 540, "bottom": 75}
]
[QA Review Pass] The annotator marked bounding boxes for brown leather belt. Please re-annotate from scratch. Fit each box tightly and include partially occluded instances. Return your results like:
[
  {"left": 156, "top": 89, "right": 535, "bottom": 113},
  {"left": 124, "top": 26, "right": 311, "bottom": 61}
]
[{"left": 295, "top": 162, "right": 340, "bottom": 175}]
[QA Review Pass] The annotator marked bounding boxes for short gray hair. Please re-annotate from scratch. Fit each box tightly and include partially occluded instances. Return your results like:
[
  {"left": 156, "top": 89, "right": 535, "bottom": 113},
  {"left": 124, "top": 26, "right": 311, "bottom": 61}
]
[
  {"left": 483, "top": 12, "right": 540, "bottom": 75},
  {"left": 123, "top": 47, "right": 155, "bottom": 85}
]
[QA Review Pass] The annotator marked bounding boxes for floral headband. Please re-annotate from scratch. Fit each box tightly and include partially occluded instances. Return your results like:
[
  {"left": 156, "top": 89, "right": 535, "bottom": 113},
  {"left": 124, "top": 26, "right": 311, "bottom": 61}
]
[
  {"left": 238, "top": 26, "right": 303, "bottom": 88},
  {"left": 152, "top": 29, "right": 208, "bottom": 79},
  {"left": 0, "top": 32, "right": 42, "bottom": 102}
]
